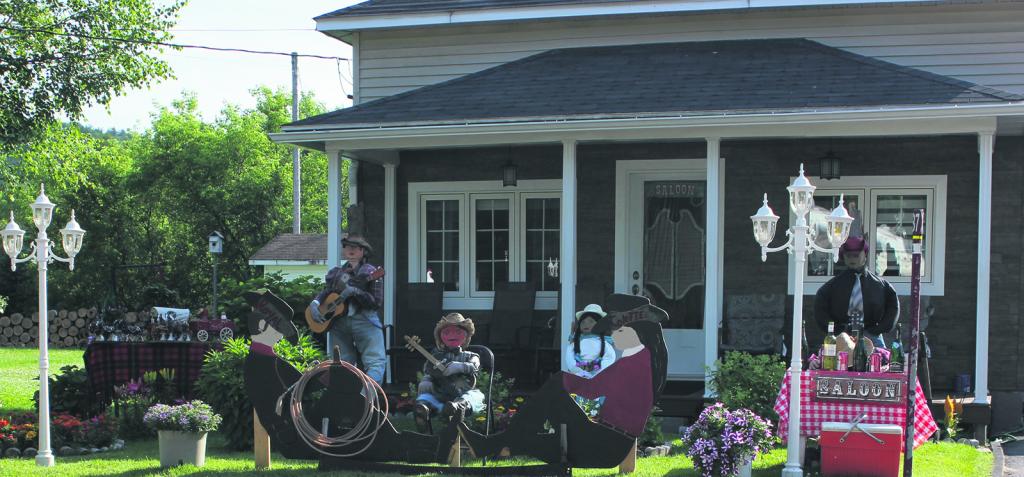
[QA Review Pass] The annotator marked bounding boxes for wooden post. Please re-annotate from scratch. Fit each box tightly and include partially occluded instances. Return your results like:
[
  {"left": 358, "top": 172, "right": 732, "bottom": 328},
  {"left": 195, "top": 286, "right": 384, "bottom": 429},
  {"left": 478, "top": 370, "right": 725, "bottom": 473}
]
[
  {"left": 618, "top": 439, "right": 637, "bottom": 474},
  {"left": 254, "top": 409, "right": 271, "bottom": 470},
  {"left": 447, "top": 434, "right": 461, "bottom": 467}
]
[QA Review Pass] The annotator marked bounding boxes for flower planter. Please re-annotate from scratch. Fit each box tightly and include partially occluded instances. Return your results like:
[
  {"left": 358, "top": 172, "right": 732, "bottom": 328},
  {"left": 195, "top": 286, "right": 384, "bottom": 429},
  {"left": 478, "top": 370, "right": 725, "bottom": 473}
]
[
  {"left": 157, "top": 430, "right": 207, "bottom": 467},
  {"left": 737, "top": 459, "right": 752, "bottom": 477}
]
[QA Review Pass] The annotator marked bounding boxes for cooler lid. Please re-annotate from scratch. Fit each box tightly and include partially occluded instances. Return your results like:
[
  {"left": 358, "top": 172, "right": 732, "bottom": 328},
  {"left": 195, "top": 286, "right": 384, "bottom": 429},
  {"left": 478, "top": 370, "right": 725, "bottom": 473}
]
[{"left": 822, "top": 422, "right": 904, "bottom": 435}]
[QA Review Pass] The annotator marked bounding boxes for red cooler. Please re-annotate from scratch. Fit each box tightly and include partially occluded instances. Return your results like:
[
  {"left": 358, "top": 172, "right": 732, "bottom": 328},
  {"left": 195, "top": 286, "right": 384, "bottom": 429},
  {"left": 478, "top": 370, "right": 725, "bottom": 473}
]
[{"left": 820, "top": 422, "right": 903, "bottom": 476}]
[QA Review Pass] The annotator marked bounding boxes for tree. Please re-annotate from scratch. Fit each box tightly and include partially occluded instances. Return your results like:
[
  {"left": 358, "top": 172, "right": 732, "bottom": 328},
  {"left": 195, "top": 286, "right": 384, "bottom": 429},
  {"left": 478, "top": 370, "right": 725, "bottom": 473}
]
[{"left": 0, "top": 0, "right": 183, "bottom": 144}]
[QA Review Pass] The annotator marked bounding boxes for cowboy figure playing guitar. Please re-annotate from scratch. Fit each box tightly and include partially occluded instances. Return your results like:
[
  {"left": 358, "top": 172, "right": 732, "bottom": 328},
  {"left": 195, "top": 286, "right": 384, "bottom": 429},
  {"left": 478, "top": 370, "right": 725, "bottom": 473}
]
[
  {"left": 413, "top": 313, "right": 485, "bottom": 433},
  {"left": 308, "top": 235, "right": 386, "bottom": 384}
]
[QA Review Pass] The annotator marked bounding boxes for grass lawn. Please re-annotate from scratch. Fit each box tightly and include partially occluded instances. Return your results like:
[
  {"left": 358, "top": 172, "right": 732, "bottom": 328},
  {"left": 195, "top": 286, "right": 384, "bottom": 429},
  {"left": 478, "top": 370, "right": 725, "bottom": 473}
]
[
  {"left": 0, "top": 347, "right": 992, "bottom": 476},
  {"left": 0, "top": 346, "right": 84, "bottom": 411}
]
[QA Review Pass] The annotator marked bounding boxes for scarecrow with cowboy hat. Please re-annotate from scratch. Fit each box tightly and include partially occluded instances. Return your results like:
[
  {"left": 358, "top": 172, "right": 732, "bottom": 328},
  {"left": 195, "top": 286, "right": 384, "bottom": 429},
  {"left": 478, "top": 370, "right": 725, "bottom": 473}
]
[
  {"left": 565, "top": 303, "right": 616, "bottom": 378},
  {"left": 413, "top": 312, "right": 486, "bottom": 433},
  {"left": 308, "top": 234, "right": 387, "bottom": 384},
  {"left": 814, "top": 235, "right": 899, "bottom": 349}
]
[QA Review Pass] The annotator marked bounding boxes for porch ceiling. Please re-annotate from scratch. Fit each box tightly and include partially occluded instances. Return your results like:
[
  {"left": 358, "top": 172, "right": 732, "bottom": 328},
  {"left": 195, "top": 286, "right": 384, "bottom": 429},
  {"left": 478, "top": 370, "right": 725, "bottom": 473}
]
[{"left": 286, "top": 39, "right": 1021, "bottom": 133}]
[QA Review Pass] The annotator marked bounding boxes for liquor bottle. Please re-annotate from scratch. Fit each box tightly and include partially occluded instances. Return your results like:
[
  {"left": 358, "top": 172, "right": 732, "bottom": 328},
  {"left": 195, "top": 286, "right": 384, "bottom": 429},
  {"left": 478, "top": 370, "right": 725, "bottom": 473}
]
[
  {"left": 851, "top": 317, "right": 869, "bottom": 373},
  {"left": 822, "top": 322, "right": 837, "bottom": 371},
  {"left": 889, "top": 324, "right": 905, "bottom": 373}
]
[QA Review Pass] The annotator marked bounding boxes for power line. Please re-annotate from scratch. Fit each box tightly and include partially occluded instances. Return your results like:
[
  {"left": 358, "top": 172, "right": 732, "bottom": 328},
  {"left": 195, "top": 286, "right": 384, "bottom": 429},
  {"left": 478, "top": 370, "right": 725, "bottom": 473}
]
[{"left": 0, "top": 26, "right": 349, "bottom": 61}]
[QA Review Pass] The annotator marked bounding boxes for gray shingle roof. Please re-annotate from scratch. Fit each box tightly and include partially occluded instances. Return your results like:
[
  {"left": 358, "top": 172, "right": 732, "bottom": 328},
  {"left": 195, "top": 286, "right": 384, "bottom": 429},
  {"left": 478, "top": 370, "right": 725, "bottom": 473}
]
[
  {"left": 288, "top": 39, "right": 1022, "bottom": 131},
  {"left": 317, "top": 0, "right": 622, "bottom": 19},
  {"left": 250, "top": 234, "right": 327, "bottom": 262}
]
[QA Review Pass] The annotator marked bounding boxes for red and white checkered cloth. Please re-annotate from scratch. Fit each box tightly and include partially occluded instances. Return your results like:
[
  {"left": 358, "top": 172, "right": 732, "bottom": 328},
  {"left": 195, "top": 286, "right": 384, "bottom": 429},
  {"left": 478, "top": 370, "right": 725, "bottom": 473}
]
[{"left": 774, "top": 371, "right": 938, "bottom": 449}]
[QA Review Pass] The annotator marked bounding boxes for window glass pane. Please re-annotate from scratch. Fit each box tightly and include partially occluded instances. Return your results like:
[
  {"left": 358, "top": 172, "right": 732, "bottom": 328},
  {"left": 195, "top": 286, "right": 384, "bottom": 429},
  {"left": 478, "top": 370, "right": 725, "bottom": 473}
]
[
  {"left": 444, "top": 231, "right": 459, "bottom": 260},
  {"left": 476, "top": 231, "right": 493, "bottom": 260},
  {"left": 426, "top": 201, "right": 444, "bottom": 230},
  {"left": 526, "top": 231, "right": 543, "bottom": 260},
  {"left": 476, "top": 205, "right": 493, "bottom": 229},
  {"left": 443, "top": 262, "right": 460, "bottom": 292},
  {"left": 524, "top": 198, "right": 560, "bottom": 292},
  {"left": 425, "top": 199, "right": 460, "bottom": 292},
  {"left": 444, "top": 203, "right": 459, "bottom": 230},
  {"left": 544, "top": 199, "right": 560, "bottom": 228},
  {"left": 807, "top": 194, "right": 863, "bottom": 277},
  {"left": 874, "top": 193, "right": 927, "bottom": 278},
  {"left": 426, "top": 231, "right": 443, "bottom": 259},
  {"left": 477, "top": 262, "right": 493, "bottom": 292},
  {"left": 526, "top": 199, "right": 543, "bottom": 228}
]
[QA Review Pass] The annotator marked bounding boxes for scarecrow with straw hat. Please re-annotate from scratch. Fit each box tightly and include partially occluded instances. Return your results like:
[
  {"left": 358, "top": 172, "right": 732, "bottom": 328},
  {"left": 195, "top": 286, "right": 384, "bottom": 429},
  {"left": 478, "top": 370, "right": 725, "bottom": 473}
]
[{"left": 413, "top": 312, "right": 486, "bottom": 433}]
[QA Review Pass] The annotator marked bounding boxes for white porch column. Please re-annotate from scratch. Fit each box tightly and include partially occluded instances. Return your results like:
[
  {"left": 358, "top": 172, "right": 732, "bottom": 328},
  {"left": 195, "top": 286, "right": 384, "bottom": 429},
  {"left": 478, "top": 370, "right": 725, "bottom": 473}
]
[
  {"left": 704, "top": 138, "right": 722, "bottom": 398},
  {"left": 383, "top": 162, "right": 397, "bottom": 341},
  {"left": 327, "top": 148, "right": 343, "bottom": 267},
  {"left": 975, "top": 132, "right": 994, "bottom": 404},
  {"left": 560, "top": 140, "right": 578, "bottom": 371}
]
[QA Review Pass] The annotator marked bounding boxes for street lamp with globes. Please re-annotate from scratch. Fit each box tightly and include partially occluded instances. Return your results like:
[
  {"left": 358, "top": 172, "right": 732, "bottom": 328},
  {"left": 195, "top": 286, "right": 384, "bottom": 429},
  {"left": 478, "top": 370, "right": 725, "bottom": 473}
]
[
  {"left": 750, "top": 165, "right": 853, "bottom": 477},
  {"left": 2, "top": 184, "right": 85, "bottom": 467}
]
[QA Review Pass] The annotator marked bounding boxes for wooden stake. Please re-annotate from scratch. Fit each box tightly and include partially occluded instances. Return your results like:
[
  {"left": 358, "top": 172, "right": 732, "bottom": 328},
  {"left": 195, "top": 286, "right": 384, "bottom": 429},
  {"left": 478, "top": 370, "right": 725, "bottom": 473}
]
[
  {"left": 254, "top": 409, "right": 271, "bottom": 470},
  {"left": 447, "top": 434, "right": 461, "bottom": 467},
  {"left": 618, "top": 439, "right": 637, "bottom": 474}
]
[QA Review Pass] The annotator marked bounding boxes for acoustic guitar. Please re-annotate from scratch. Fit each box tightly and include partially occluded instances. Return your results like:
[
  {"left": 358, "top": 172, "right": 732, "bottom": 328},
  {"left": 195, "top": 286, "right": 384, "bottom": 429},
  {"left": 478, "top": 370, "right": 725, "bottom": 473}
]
[
  {"left": 404, "top": 335, "right": 477, "bottom": 390},
  {"left": 305, "top": 267, "right": 385, "bottom": 334}
]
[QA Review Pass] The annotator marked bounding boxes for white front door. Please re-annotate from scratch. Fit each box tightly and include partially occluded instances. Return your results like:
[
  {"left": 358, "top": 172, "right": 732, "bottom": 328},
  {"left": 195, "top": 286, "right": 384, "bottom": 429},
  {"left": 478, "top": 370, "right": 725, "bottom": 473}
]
[{"left": 616, "top": 160, "right": 707, "bottom": 380}]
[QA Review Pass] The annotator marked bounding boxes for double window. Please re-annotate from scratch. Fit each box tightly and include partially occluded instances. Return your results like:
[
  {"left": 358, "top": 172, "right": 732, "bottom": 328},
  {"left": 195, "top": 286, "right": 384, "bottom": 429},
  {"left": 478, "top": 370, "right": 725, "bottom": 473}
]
[
  {"left": 791, "top": 175, "right": 947, "bottom": 296},
  {"left": 410, "top": 180, "right": 561, "bottom": 309}
]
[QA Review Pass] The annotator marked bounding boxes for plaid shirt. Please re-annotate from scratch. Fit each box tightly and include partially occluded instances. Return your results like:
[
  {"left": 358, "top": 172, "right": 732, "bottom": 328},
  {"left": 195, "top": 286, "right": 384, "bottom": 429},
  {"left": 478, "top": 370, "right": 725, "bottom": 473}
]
[{"left": 317, "top": 261, "right": 383, "bottom": 310}]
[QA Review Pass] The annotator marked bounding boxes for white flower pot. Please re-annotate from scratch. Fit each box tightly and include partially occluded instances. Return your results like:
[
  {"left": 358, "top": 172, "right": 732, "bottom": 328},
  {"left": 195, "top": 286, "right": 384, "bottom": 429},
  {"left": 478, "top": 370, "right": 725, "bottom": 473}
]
[
  {"left": 737, "top": 459, "right": 753, "bottom": 477},
  {"left": 158, "top": 430, "right": 208, "bottom": 468}
]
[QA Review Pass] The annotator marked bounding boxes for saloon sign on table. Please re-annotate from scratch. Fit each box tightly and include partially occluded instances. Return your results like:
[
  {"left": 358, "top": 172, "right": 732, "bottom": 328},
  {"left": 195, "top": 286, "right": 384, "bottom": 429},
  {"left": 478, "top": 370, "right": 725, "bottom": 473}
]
[{"left": 814, "top": 371, "right": 906, "bottom": 404}]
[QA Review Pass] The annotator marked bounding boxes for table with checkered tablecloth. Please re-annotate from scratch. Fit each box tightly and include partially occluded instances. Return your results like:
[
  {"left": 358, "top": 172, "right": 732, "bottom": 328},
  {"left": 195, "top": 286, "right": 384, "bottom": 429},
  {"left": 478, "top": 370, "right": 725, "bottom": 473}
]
[
  {"left": 84, "top": 342, "right": 212, "bottom": 405},
  {"left": 774, "top": 370, "right": 938, "bottom": 449}
]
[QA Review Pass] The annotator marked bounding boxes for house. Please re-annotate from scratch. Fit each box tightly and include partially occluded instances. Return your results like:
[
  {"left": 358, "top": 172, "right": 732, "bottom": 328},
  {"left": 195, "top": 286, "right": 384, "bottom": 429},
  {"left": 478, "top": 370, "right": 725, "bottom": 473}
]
[
  {"left": 271, "top": 0, "right": 1024, "bottom": 423},
  {"left": 248, "top": 233, "right": 329, "bottom": 280}
]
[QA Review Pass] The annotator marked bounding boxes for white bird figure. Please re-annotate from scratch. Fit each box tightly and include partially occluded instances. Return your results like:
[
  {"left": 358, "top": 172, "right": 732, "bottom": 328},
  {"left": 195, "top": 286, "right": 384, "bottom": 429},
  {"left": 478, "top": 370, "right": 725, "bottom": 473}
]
[{"left": 426, "top": 269, "right": 435, "bottom": 283}]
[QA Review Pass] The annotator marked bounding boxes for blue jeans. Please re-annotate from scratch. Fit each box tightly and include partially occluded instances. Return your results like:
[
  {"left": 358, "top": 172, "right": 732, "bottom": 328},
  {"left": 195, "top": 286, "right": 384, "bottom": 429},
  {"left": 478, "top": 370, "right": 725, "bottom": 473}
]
[
  {"left": 326, "top": 310, "right": 386, "bottom": 384},
  {"left": 417, "top": 389, "right": 486, "bottom": 416}
]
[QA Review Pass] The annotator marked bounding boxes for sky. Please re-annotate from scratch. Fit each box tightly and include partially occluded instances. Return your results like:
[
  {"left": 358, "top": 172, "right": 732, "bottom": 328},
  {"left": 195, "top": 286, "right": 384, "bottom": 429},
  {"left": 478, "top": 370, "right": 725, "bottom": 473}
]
[{"left": 80, "top": 0, "right": 363, "bottom": 131}]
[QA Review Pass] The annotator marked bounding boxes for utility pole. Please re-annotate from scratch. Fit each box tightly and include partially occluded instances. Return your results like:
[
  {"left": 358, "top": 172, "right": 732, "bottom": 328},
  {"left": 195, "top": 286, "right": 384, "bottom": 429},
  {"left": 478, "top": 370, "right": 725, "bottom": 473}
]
[{"left": 292, "top": 51, "right": 301, "bottom": 234}]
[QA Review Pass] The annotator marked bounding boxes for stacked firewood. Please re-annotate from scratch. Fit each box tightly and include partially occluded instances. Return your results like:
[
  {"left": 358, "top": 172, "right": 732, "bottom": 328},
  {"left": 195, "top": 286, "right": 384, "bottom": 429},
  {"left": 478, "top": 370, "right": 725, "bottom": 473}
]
[{"left": 0, "top": 307, "right": 101, "bottom": 348}]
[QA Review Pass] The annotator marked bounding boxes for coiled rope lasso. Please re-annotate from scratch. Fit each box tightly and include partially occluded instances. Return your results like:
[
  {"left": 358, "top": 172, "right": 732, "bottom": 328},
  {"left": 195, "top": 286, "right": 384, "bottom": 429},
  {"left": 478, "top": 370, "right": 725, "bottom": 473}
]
[{"left": 289, "top": 358, "right": 390, "bottom": 457}]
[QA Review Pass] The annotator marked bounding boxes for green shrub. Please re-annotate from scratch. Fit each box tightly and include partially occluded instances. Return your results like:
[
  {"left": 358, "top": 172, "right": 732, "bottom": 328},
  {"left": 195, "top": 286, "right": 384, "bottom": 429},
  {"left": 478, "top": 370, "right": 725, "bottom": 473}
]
[
  {"left": 218, "top": 272, "right": 324, "bottom": 336},
  {"left": 33, "top": 365, "right": 105, "bottom": 418},
  {"left": 195, "top": 333, "right": 324, "bottom": 450},
  {"left": 708, "top": 351, "right": 788, "bottom": 422},
  {"left": 640, "top": 406, "right": 665, "bottom": 447}
]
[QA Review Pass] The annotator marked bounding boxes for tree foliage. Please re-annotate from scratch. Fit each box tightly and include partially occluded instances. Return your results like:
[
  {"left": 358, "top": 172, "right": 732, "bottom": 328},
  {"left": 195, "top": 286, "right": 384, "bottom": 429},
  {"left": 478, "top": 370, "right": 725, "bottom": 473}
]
[
  {"left": 0, "top": 88, "right": 332, "bottom": 312},
  {"left": 0, "top": 0, "right": 184, "bottom": 144}
]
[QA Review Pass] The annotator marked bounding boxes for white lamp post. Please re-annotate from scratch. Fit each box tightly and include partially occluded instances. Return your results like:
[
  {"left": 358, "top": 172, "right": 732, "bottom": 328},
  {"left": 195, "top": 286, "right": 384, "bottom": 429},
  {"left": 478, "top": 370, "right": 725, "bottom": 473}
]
[
  {"left": 2, "top": 184, "right": 85, "bottom": 467},
  {"left": 750, "top": 165, "right": 852, "bottom": 477}
]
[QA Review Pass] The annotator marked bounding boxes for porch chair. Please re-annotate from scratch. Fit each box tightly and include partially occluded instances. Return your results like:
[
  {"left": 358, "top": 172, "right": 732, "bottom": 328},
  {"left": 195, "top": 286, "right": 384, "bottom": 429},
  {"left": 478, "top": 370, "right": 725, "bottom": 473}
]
[
  {"left": 486, "top": 281, "right": 540, "bottom": 383},
  {"left": 385, "top": 282, "right": 445, "bottom": 385},
  {"left": 720, "top": 294, "right": 784, "bottom": 356}
]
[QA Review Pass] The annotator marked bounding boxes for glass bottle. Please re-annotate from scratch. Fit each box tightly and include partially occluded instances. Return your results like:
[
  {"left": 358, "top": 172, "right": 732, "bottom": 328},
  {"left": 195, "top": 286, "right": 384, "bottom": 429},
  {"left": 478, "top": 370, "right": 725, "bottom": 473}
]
[
  {"left": 822, "top": 322, "right": 837, "bottom": 371},
  {"left": 851, "top": 314, "right": 869, "bottom": 373},
  {"left": 889, "top": 324, "right": 905, "bottom": 373}
]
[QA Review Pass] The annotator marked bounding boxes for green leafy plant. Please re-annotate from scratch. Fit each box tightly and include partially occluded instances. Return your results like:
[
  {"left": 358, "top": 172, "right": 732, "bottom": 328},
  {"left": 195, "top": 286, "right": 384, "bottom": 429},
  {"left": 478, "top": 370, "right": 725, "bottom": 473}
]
[
  {"left": 144, "top": 400, "right": 222, "bottom": 433},
  {"left": 77, "top": 412, "right": 119, "bottom": 447},
  {"left": 195, "top": 334, "right": 323, "bottom": 450},
  {"left": 640, "top": 406, "right": 666, "bottom": 447},
  {"left": 0, "top": 295, "right": 7, "bottom": 313},
  {"left": 194, "top": 337, "right": 252, "bottom": 450},
  {"left": 708, "top": 351, "right": 787, "bottom": 423},
  {"left": 218, "top": 272, "right": 324, "bottom": 337},
  {"left": 33, "top": 365, "right": 105, "bottom": 418},
  {"left": 112, "top": 379, "right": 156, "bottom": 439}
]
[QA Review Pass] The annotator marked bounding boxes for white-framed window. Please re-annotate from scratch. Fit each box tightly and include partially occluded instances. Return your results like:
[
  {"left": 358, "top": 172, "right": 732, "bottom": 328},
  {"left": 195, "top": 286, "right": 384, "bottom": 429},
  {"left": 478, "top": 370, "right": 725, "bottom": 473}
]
[
  {"left": 409, "top": 180, "right": 562, "bottom": 309},
  {"left": 789, "top": 175, "right": 947, "bottom": 296}
]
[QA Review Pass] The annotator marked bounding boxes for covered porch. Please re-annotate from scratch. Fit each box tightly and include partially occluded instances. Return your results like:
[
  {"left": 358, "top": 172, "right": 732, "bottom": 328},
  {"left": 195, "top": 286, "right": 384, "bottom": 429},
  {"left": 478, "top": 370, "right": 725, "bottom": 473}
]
[{"left": 272, "top": 38, "right": 1024, "bottom": 416}]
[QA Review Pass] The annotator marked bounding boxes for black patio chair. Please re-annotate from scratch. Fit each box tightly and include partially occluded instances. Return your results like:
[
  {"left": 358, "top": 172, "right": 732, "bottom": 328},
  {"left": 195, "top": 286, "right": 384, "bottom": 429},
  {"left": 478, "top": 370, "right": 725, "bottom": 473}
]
[
  {"left": 486, "top": 281, "right": 540, "bottom": 383},
  {"left": 385, "top": 282, "right": 444, "bottom": 385}
]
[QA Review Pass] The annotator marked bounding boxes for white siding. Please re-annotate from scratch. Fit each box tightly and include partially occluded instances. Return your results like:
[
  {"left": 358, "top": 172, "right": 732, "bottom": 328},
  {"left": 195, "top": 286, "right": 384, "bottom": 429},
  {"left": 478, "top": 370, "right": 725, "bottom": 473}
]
[{"left": 354, "top": 2, "right": 1024, "bottom": 103}]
